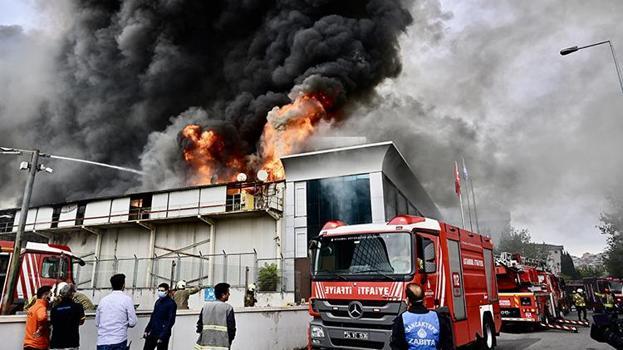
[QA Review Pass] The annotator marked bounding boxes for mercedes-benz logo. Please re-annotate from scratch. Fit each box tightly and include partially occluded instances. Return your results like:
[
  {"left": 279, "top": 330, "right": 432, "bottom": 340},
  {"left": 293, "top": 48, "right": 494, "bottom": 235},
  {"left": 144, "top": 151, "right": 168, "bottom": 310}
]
[{"left": 348, "top": 301, "right": 364, "bottom": 319}]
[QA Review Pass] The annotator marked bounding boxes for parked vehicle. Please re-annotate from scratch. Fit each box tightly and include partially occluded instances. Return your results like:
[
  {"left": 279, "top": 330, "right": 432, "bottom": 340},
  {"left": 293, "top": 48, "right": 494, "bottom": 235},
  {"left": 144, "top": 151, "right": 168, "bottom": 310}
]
[
  {"left": 307, "top": 215, "right": 502, "bottom": 349},
  {"left": 0, "top": 241, "right": 83, "bottom": 313},
  {"left": 496, "top": 253, "right": 554, "bottom": 325}
]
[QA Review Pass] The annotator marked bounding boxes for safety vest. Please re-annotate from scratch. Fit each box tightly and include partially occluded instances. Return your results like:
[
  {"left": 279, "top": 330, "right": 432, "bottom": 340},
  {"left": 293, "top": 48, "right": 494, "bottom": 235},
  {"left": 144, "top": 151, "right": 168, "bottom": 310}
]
[
  {"left": 402, "top": 311, "right": 440, "bottom": 350},
  {"left": 572, "top": 293, "right": 586, "bottom": 307},
  {"left": 195, "top": 300, "right": 232, "bottom": 350},
  {"left": 602, "top": 293, "right": 615, "bottom": 308}
]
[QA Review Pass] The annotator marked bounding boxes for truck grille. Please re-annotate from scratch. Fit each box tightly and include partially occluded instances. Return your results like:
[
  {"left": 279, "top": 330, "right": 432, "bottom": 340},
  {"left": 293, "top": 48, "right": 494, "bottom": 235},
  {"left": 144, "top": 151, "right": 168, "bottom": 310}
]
[
  {"left": 317, "top": 299, "right": 403, "bottom": 328},
  {"left": 501, "top": 307, "right": 521, "bottom": 318},
  {"left": 332, "top": 338, "right": 385, "bottom": 349}
]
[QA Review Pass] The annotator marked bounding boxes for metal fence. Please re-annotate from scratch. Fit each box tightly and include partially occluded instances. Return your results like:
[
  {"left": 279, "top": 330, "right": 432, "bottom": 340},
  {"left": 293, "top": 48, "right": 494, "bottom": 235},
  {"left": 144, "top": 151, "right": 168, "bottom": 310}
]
[{"left": 73, "top": 252, "right": 297, "bottom": 293}]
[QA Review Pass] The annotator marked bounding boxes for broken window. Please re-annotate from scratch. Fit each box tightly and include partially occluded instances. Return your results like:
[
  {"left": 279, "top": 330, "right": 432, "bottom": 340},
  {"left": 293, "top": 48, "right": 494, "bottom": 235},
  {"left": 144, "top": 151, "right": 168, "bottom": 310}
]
[
  {"left": 51, "top": 207, "right": 61, "bottom": 228},
  {"left": 130, "top": 194, "right": 152, "bottom": 220},
  {"left": 75, "top": 203, "right": 87, "bottom": 226}
]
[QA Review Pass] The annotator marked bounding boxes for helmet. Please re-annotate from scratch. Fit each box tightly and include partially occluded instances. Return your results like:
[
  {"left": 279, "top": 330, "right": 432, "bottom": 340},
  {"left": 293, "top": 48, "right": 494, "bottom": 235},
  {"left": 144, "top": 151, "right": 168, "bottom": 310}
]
[
  {"left": 247, "top": 283, "right": 256, "bottom": 292},
  {"left": 176, "top": 280, "right": 187, "bottom": 289},
  {"left": 53, "top": 282, "right": 69, "bottom": 297},
  {"left": 59, "top": 283, "right": 75, "bottom": 298},
  {"left": 577, "top": 288, "right": 583, "bottom": 293}
]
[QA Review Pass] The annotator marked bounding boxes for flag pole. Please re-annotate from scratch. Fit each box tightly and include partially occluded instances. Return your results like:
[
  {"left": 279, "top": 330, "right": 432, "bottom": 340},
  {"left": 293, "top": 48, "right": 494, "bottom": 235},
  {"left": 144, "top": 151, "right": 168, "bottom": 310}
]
[
  {"left": 455, "top": 161, "right": 466, "bottom": 229},
  {"left": 462, "top": 158, "right": 474, "bottom": 232},
  {"left": 469, "top": 170, "right": 480, "bottom": 233}
]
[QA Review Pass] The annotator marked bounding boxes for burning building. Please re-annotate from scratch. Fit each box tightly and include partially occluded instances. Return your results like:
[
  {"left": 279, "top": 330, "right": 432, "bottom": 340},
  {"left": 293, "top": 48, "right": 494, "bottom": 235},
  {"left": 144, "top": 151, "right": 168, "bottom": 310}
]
[{"left": 0, "top": 141, "right": 439, "bottom": 306}]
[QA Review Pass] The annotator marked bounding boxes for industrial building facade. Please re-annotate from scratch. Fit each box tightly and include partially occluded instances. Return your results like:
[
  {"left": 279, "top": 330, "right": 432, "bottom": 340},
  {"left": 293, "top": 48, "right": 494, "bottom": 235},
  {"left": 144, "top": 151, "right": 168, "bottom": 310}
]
[{"left": 0, "top": 142, "right": 441, "bottom": 307}]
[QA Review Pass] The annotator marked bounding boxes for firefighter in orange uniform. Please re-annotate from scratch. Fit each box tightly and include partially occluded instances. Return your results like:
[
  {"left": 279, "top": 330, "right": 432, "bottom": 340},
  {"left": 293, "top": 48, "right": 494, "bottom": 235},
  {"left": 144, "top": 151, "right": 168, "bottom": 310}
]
[{"left": 23, "top": 286, "right": 52, "bottom": 350}]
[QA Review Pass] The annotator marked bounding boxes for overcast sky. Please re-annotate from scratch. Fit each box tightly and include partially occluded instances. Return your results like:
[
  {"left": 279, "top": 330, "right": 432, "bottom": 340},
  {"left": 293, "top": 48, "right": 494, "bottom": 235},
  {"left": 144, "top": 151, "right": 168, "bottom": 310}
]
[
  {"left": 395, "top": 0, "right": 623, "bottom": 256},
  {"left": 2, "top": 1, "right": 621, "bottom": 256}
]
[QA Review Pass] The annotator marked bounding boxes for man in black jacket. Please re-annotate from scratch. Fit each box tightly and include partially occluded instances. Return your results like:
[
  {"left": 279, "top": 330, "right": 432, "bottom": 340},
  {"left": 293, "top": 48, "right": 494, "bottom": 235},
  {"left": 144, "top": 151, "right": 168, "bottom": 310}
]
[
  {"left": 390, "top": 283, "right": 455, "bottom": 350},
  {"left": 144, "top": 283, "right": 177, "bottom": 350}
]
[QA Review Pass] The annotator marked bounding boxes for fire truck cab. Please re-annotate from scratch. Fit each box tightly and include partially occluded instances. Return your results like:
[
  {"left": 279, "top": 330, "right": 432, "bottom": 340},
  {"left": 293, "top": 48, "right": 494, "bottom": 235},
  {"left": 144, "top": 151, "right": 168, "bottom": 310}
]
[
  {"left": 308, "top": 215, "right": 502, "bottom": 349},
  {"left": 495, "top": 253, "right": 559, "bottom": 325},
  {"left": 0, "top": 241, "right": 84, "bottom": 312}
]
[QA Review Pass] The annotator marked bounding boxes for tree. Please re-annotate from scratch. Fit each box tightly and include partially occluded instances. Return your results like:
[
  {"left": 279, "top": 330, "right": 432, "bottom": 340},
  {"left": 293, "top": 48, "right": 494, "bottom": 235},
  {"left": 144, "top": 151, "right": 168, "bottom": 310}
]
[
  {"left": 560, "top": 252, "right": 580, "bottom": 280},
  {"left": 599, "top": 197, "right": 623, "bottom": 278},
  {"left": 496, "top": 226, "right": 531, "bottom": 255},
  {"left": 496, "top": 226, "right": 548, "bottom": 261},
  {"left": 257, "top": 263, "right": 280, "bottom": 291},
  {"left": 576, "top": 265, "right": 606, "bottom": 279}
]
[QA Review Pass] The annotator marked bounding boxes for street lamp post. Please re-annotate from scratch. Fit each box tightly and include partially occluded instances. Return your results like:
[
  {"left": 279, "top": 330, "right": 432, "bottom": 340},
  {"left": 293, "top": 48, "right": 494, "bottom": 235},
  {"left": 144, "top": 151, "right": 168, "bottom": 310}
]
[
  {"left": 0, "top": 147, "right": 144, "bottom": 314},
  {"left": 0, "top": 149, "right": 41, "bottom": 315},
  {"left": 560, "top": 40, "right": 623, "bottom": 95}
]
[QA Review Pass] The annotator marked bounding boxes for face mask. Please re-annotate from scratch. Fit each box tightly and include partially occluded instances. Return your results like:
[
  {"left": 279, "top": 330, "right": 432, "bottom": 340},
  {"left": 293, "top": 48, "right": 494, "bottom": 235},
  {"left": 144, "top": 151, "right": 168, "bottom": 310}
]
[{"left": 158, "top": 291, "right": 167, "bottom": 298}]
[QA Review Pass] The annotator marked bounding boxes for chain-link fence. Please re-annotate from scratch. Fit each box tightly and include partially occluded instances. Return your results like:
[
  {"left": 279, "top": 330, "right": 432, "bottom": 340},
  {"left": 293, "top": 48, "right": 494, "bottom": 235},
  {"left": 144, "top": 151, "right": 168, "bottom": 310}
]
[{"left": 74, "top": 252, "right": 297, "bottom": 292}]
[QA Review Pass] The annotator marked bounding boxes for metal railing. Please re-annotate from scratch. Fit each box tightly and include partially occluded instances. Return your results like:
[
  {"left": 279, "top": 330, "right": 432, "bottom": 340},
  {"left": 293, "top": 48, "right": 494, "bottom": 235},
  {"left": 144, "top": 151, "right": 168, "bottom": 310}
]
[
  {"left": 0, "top": 182, "right": 284, "bottom": 234},
  {"left": 73, "top": 251, "right": 297, "bottom": 293}
]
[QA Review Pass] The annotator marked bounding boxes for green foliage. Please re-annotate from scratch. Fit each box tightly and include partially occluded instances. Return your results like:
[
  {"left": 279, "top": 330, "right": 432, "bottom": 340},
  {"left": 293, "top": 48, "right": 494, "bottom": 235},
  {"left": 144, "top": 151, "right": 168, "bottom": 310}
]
[
  {"left": 561, "top": 252, "right": 579, "bottom": 279},
  {"left": 258, "top": 263, "right": 280, "bottom": 291},
  {"left": 599, "top": 197, "right": 623, "bottom": 278},
  {"left": 576, "top": 264, "right": 607, "bottom": 278},
  {"left": 495, "top": 226, "right": 548, "bottom": 261}
]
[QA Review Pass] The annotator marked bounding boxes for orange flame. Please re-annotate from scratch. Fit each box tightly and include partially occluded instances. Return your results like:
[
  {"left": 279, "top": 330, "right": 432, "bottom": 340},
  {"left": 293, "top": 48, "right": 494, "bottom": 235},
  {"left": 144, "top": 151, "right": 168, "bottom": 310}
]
[{"left": 181, "top": 92, "right": 331, "bottom": 184}]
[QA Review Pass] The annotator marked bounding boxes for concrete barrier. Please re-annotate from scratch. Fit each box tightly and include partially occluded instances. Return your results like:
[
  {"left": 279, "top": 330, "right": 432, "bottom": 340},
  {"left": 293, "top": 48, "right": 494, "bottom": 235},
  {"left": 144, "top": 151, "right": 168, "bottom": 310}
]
[{"left": 0, "top": 306, "right": 311, "bottom": 349}]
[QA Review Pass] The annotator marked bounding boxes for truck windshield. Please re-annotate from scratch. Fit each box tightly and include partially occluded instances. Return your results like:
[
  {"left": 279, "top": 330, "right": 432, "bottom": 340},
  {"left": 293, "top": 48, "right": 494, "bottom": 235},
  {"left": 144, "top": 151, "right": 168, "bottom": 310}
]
[
  {"left": 611, "top": 281, "right": 623, "bottom": 293},
  {"left": 313, "top": 232, "right": 412, "bottom": 279}
]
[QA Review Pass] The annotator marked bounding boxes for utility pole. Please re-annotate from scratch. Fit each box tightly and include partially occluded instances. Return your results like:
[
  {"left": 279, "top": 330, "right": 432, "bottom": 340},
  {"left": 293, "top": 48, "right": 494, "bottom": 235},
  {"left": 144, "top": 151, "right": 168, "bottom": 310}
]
[
  {"left": 0, "top": 147, "right": 143, "bottom": 314},
  {"left": 1, "top": 150, "right": 39, "bottom": 314}
]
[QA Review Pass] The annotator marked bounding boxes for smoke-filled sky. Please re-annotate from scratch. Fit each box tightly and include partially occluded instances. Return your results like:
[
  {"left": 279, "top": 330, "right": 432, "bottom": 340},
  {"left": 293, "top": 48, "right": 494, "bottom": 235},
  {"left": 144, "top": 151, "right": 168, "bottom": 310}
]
[{"left": 1, "top": 0, "right": 622, "bottom": 255}]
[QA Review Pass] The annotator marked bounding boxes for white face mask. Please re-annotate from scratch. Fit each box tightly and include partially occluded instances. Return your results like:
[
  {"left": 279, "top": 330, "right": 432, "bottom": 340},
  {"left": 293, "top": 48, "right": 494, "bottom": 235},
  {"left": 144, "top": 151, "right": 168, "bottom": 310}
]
[{"left": 157, "top": 291, "right": 167, "bottom": 298}]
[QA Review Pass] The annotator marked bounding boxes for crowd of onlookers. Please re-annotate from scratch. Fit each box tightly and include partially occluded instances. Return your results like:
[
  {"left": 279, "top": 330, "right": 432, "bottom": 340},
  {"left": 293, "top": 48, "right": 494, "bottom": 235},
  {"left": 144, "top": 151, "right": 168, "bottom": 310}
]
[{"left": 22, "top": 274, "right": 236, "bottom": 350}]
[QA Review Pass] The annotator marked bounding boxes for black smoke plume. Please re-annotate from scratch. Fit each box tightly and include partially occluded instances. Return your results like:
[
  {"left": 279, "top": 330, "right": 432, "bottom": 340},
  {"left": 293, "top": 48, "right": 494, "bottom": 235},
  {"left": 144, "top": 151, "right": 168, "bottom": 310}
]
[{"left": 0, "top": 0, "right": 414, "bottom": 204}]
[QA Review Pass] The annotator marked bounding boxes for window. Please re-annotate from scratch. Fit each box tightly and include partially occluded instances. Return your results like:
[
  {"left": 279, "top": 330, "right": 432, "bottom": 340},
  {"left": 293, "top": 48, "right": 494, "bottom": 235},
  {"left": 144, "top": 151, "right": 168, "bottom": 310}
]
[
  {"left": 75, "top": 203, "right": 87, "bottom": 226},
  {"left": 0, "top": 211, "right": 14, "bottom": 233},
  {"left": 51, "top": 207, "right": 61, "bottom": 228},
  {"left": 306, "top": 175, "right": 372, "bottom": 242},
  {"left": 383, "top": 176, "right": 421, "bottom": 219},
  {"left": 41, "top": 257, "right": 60, "bottom": 279},
  {"left": 0, "top": 255, "right": 8, "bottom": 294},
  {"left": 130, "top": 194, "right": 152, "bottom": 220},
  {"left": 419, "top": 236, "right": 436, "bottom": 273},
  {"left": 41, "top": 256, "right": 69, "bottom": 280},
  {"left": 313, "top": 232, "right": 413, "bottom": 278}
]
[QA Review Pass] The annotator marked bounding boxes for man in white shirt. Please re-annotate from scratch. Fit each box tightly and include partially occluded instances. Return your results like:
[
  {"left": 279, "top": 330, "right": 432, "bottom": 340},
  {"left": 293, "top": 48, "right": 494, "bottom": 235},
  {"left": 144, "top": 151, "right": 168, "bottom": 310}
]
[{"left": 96, "top": 274, "right": 138, "bottom": 350}]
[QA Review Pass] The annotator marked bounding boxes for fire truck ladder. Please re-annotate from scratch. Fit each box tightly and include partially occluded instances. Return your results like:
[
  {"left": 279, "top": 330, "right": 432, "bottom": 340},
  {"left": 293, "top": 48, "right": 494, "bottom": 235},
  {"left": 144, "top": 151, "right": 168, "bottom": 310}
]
[
  {"left": 538, "top": 322, "right": 578, "bottom": 333},
  {"left": 555, "top": 318, "right": 590, "bottom": 327}
]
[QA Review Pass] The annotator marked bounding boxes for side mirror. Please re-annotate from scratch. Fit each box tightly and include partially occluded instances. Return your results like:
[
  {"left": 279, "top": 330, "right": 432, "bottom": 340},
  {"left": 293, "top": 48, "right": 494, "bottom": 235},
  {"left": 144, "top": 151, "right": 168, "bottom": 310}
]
[
  {"left": 308, "top": 239, "right": 319, "bottom": 250},
  {"left": 308, "top": 239, "right": 320, "bottom": 263}
]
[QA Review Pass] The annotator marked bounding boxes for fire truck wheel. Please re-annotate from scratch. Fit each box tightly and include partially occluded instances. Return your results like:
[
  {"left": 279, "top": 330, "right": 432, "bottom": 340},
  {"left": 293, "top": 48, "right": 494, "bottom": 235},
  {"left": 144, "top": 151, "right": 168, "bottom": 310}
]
[{"left": 477, "top": 317, "right": 496, "bottom": 350}]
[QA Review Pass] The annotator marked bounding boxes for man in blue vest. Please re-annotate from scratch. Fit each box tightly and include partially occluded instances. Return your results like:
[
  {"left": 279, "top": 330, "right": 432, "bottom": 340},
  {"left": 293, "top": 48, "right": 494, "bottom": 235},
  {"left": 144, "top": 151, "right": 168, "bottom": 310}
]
[{"left": 390, "top": 283, "right": 455, "bottom": 349}]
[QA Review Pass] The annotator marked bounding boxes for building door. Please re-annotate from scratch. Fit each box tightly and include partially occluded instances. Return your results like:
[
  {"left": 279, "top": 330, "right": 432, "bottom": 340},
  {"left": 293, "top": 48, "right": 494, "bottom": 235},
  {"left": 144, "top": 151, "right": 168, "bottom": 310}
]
[{"left": 295, "top": 258, "right": 311, "bottom": 302}]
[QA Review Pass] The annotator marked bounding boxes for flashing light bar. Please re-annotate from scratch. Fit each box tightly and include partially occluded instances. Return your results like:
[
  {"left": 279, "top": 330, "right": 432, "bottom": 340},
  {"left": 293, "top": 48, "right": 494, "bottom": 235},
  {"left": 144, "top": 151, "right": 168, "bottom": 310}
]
[
  {"left": 388, "top": 215, "right": 425, "bottom": 225},
  {"left": 321, "top": 220, "right": 347, "bottom": 230}
]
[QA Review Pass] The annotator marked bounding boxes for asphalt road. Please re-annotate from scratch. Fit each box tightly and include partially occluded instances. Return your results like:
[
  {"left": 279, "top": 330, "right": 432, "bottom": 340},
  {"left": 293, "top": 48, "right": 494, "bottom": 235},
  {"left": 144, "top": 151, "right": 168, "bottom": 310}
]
[{"left": 496, "top": 320, "right": 613, "bottom": 350}]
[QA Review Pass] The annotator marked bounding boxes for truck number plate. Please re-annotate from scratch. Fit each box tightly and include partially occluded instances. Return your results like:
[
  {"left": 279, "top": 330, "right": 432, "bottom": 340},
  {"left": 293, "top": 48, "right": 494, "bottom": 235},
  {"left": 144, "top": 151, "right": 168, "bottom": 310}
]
[{"left": 344, "top": 331, "right": 369, "bottom": 340}]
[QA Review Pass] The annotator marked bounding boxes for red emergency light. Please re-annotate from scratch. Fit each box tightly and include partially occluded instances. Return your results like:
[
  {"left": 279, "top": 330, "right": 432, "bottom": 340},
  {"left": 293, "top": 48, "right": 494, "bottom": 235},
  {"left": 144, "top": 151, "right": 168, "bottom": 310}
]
[
  {"left": 388, "top": 215, "right": 425, "bottom": 225},
  {"left": 322, "top": 220, "right": 347, "bottom": 230}
]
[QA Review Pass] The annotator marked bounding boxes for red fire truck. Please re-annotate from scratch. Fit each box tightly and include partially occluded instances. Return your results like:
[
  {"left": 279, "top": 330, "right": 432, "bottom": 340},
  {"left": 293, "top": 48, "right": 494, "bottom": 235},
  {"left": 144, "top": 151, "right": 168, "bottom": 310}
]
[
  {"left": 0, "top": 241, "right": 84, "bottom": 312},
  {"left": 606, "top": 277, "right": 623, "bottom": 306},
  {"left": 496, "top": 253, "right": 552, "bottom": 324},
  {"left": 495, "top": 253, "right": 581, "bottom": 331},
  {"left": 308, "top": 215, "right": 502, "bottom": 349}
]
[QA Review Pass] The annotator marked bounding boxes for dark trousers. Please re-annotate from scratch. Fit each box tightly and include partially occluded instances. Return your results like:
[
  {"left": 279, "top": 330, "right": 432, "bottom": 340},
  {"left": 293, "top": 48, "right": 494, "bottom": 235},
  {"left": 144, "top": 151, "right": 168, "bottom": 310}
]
[
  {"left": 24, "top": 347, "right": 47, "bottom": 350},
  {"left": 577, "top": 306, "right": 587, "bottom": 320},
  {"left": 97, "top": 340, "right": 127, "bottom": 350},
  {"left": 143, "top": 336, "right": 169, "bottom": 350}
]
